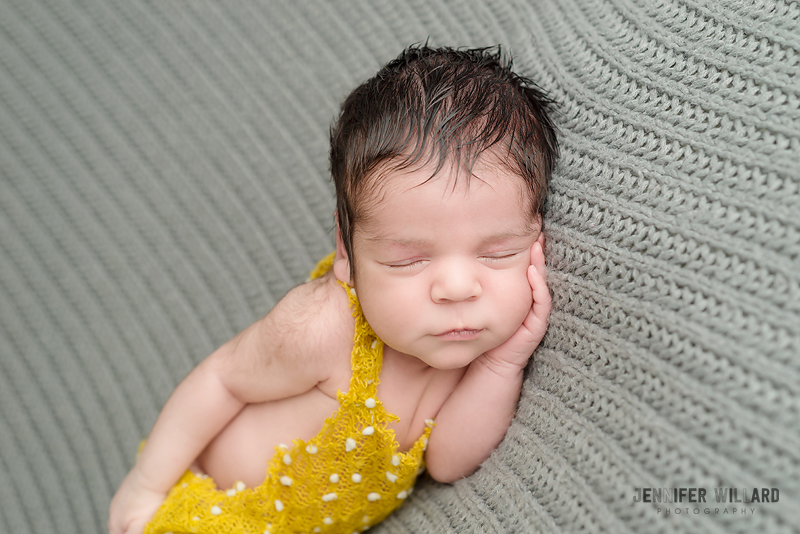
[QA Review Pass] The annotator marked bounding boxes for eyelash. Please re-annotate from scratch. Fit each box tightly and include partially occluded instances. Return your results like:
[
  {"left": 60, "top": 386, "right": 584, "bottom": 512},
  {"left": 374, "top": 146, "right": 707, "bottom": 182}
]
[
  {"left": 386, "top": 252, "right": 521, "bottom": 270},
  {"left": 386, "top": 260, "right": 425, "bottom": 270},
  {"left": 482, "top": 253, "right": 518, "bottom": 262}
]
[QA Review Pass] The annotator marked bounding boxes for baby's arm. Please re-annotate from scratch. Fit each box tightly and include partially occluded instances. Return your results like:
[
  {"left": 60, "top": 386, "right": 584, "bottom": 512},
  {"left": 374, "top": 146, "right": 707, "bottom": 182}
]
[
  {"left": 424, "top": 239, "right": 550, "bottom": 483},
  {"left": 108, "top": 275, "right": 348, "bottom": 534},
  {"left": 108, "top": 352, "right": 247, "bottom": 534}
]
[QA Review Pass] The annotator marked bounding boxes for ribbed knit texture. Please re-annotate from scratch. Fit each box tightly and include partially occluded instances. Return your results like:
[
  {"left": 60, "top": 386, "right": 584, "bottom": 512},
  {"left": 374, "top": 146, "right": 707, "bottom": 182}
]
[{"left": 0, "top": 1, "right": 797, "bottom": 533}]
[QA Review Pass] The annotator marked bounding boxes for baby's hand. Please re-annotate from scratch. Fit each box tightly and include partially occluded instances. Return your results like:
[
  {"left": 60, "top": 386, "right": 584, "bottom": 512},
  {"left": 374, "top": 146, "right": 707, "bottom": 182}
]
[
  {"left": 108, "top": 467, "right": 165, "bottom": 534},
  {"left": 479, "top": 239, "right": 550, "bottom": 375}
]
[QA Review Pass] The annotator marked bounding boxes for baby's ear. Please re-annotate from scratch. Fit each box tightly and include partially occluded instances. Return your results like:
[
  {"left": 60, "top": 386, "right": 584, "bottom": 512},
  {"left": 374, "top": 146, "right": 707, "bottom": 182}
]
[{"left": 333, "top": 216, "right": 352, "bottom": 286}]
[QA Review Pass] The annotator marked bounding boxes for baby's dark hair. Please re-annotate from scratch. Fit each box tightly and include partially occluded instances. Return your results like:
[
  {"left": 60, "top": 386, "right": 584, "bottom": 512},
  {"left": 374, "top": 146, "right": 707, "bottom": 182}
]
[{"left": 330, "top": 45, "right": 559, "bottom": 271}]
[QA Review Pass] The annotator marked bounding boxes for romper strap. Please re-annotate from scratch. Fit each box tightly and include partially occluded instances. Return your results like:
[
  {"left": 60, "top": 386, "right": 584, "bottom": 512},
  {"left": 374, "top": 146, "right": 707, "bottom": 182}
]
[
  {"left": 307, "top": 253, "right": 382, "bottom": 399},
  {"left": 338, "top": 280, "right": 383, "bottom": 400}
]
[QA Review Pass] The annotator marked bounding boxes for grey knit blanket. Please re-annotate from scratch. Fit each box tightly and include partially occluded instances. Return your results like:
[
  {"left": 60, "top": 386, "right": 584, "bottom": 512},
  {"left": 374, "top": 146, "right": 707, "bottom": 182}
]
[{"left": 1, "top": 1, "right": 797, "bottom": 533}]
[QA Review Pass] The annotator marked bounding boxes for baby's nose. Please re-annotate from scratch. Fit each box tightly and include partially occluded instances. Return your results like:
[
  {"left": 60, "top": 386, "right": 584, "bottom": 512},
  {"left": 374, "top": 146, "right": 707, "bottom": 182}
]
[{"left": 430, "top": 261, "right": 482, "bottom": 303}]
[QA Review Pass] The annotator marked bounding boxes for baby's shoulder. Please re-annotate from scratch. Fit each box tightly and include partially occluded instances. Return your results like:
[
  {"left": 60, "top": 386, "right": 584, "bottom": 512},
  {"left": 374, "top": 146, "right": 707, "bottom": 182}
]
[{"left": 262, "top": 272, "right": 354, "bottom": 368}]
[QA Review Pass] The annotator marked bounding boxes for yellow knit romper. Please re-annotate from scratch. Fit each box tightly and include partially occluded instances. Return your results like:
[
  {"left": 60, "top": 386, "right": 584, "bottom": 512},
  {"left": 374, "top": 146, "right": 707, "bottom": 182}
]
[{"left": 144, "top": 253, "right": 433, "bottom": 534}]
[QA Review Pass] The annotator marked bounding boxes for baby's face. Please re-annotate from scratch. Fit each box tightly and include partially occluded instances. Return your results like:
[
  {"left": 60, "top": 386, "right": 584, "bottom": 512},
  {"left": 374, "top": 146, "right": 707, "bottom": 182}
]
[{"left": 341, "top": 158, "right": 540, "bottom": 370}]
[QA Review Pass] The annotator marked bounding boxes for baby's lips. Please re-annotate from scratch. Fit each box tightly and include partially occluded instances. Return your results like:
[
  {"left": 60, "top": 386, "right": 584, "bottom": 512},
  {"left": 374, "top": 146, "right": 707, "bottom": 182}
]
[{"left": 434, "top": 328, "right": 483, "bottom": 340}]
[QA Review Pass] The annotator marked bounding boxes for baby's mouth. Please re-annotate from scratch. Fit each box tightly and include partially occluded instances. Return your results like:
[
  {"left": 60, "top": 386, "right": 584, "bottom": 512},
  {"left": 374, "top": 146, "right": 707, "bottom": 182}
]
[{"left": 435, "top": 328, "right": 483, "bottom": 340}]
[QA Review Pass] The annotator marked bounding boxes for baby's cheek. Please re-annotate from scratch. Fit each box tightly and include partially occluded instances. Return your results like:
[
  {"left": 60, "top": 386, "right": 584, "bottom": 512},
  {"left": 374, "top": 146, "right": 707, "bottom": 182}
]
[
  {"left": 359, "top": 291, "right": 417, "bottom": 350},
  {"left": 505, "top": 273, "right": 534, "bottom": 323}
]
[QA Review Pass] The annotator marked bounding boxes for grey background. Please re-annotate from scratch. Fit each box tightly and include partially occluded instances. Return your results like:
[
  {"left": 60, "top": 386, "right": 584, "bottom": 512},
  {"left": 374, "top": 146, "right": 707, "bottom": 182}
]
[{"left": 1, "top": 0, "right": 798, "bottom": 533}]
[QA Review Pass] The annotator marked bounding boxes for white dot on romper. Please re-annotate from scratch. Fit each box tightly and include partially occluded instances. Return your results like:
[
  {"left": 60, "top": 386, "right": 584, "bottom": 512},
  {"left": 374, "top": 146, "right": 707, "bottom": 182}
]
[
  {"left": 385, "top": 471, "right": 398, "bottom": 483},
  {"left": 306, "top": 444, "right": 318, "bottom": 454},
  {"left": 351, "top": 473, "right": 362, "bottom": 483},
  {"left": 275, "top": 500, "right": 284, "bottom": 512},
  {"left": 370, "top": 339, "right": 378, "bottom": 349},
  {"left": 345, "top": 438, "right": 356, "bottom": 451},
  {"left": 329, "top": 473, "right": 340, "bottom": 483},
  {"left": 210, "top": 505, "right": 222, "bottom": 515},
  {"left": 362, "top": 426, "right": 374, "bottom": 436},
  {"left": 365, "top": 398, "right": 376, "bottom": 408},
  {"left": 226, "top": 489, "right": 236, "bottom": 496},
  {"left": 391, "top": 455, "right": 400, "bottom": 466},
  {"left": 397, "top": 490, "right": 408, "bottom": 499},
  {"left": 323, "top": 517, "right": 333, "bottom": 525},
  {"left": 235, "top": 481, "right": 246, "bottom": 492},
  {"left": 367, "top": 492, "right": 381, "bottom": 502},
  {"left": 282, "top": 453, "right": 292, "bottom": 465},
  {"left": 322, "top": 492, "right": 338, "bottom": 502},
  {"left": 280, "top": 476, "right": 293, "bottom": 486}
]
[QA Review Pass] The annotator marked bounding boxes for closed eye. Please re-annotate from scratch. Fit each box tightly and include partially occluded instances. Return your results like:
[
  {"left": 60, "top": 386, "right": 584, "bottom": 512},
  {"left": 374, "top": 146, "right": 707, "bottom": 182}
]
[
  {"left": 383, "top": 259, "right": 427, "bottom": 270},
  {"left": 482, "top": 250, "right": 524, "bottom": 262}
]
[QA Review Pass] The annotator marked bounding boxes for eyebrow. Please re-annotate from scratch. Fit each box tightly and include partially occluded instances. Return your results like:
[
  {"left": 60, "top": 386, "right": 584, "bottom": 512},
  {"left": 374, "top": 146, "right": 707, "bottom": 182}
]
[
  {"left": 363, "top": 228, "right": 535, "bottom": 248},
  {"left": 477, "top": 229, "right": 537, "bottom": 247}
]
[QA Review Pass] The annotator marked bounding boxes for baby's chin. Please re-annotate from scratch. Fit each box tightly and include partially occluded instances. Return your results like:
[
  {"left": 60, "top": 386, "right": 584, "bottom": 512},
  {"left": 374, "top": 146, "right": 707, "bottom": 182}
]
[{"left": 429, "top": 335, "right": 519, "bottom": 370}]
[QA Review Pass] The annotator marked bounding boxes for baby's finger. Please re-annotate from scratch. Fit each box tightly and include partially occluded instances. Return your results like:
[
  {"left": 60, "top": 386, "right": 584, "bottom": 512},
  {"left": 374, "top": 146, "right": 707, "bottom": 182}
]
[
  {"left": 530, "top": 234, "right": 546, "bottom": 279},
  {"left": 528, "top": 242, "right": 551, "bottom": 324}
]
